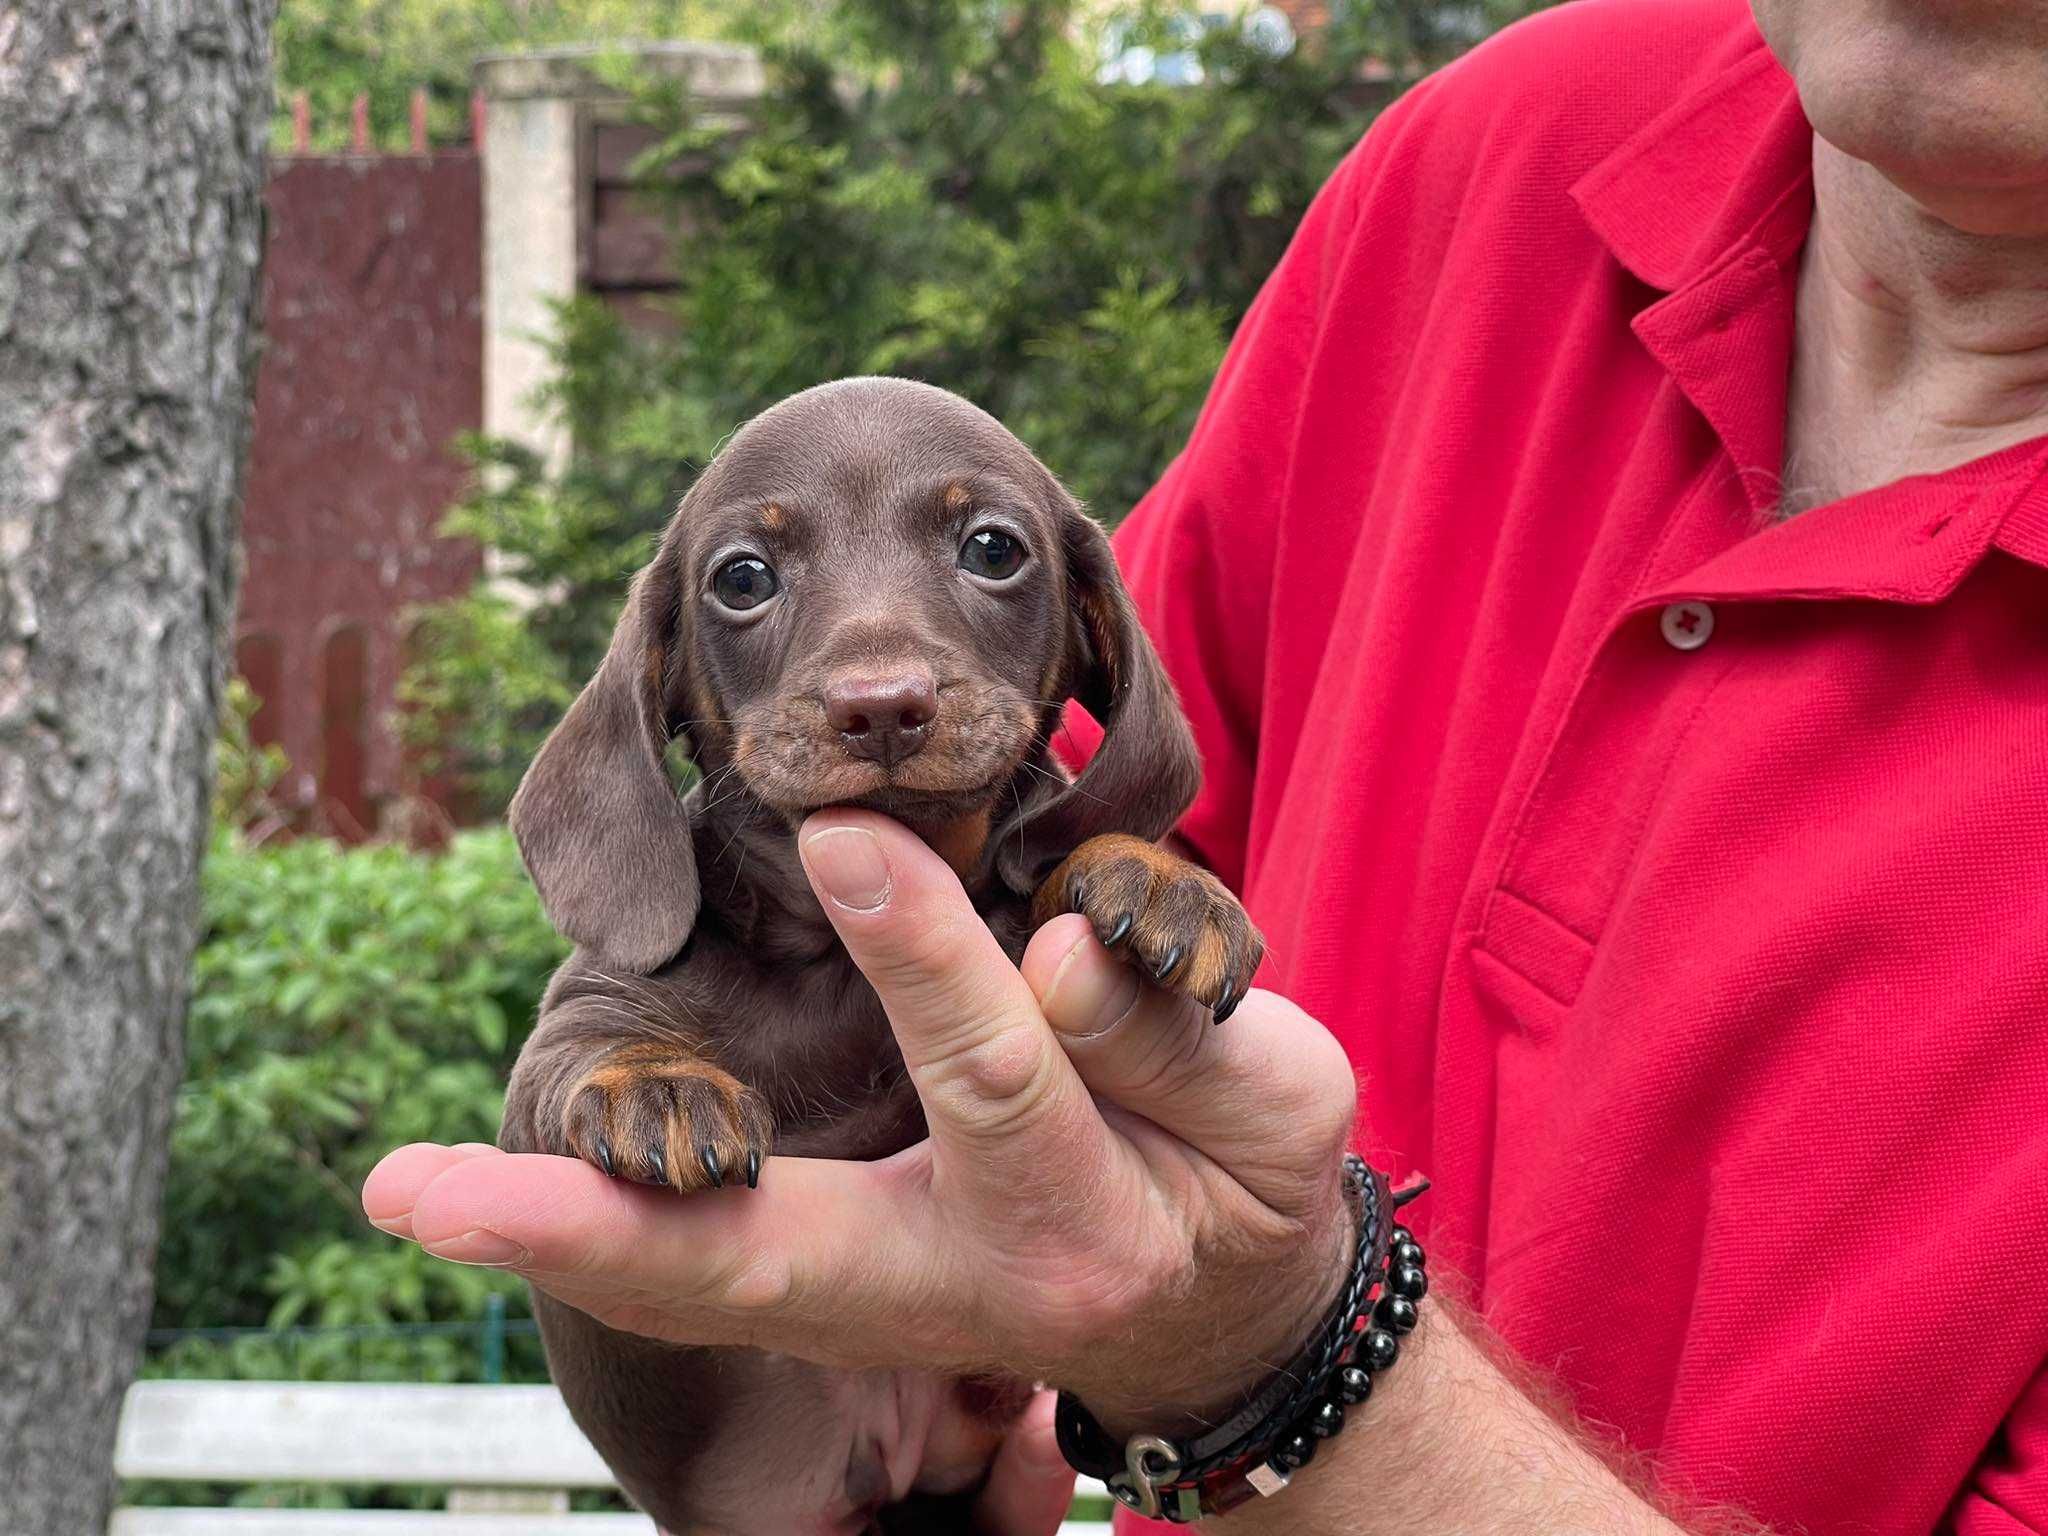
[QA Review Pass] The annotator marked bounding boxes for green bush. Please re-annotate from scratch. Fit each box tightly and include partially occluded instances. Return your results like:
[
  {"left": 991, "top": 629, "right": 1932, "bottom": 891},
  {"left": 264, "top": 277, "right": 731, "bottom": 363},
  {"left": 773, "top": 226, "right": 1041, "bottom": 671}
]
[
  {"left": 405, "top": 0, "right": 1554, "bottom": 811},
  {"left": 153, "top": 830, "right": 568, "bottom": 1340}
]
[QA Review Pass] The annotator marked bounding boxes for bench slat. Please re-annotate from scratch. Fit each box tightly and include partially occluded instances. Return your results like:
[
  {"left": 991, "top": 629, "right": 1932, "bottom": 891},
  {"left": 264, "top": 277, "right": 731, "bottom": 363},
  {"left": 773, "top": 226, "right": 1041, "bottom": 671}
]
[
  {"left": 111, "top": 1514, "right": 657, "bottom": 1536},
  {"left": 114, "top": 1383, "right": 617, "bottom": 1487},
  {"left": 113, "top": 1381, "right": 1118, "bottom": 1532},
  {"left": 113, "top": 1516, "right": 1112, "bottom": 1536}
]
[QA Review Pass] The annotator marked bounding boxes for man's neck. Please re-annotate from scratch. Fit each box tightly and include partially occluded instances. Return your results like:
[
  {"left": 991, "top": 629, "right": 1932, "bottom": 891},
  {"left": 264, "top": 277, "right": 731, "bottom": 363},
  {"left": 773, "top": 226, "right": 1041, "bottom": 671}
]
[{"left": 1781, "top": 141, "right": 2048, "bottom": 514}]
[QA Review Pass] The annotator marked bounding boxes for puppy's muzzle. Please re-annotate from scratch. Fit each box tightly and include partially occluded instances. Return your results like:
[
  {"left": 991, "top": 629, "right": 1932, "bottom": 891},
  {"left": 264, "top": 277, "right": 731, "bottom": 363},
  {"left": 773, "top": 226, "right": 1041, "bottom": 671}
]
[{"left": 823, "top": 670, "right": 938, "bottom": 768}]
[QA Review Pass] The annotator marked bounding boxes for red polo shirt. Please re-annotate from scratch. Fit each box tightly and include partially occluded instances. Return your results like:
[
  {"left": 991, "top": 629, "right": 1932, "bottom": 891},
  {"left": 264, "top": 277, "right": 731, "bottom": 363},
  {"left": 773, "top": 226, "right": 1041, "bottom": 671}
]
[{"left": 1085, "top": 1, "right": 2048, "bottom": 1531}]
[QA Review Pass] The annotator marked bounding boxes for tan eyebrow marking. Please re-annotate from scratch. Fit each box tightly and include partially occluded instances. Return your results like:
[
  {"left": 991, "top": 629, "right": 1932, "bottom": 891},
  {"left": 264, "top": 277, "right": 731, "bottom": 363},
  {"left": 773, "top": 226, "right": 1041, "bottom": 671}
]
[
  {"left": 760, "top": 502, "right": 787, "bottom": 531},
  {"left": 942, "top": 482, "right": 972, "bottom": 512}
]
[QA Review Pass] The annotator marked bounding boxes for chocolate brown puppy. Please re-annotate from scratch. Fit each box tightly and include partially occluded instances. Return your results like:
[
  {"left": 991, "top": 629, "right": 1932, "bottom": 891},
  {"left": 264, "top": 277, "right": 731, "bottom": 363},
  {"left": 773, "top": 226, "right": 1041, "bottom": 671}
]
[{"left": 500, "top": 377, "right": 1263, "bottom": 1534}]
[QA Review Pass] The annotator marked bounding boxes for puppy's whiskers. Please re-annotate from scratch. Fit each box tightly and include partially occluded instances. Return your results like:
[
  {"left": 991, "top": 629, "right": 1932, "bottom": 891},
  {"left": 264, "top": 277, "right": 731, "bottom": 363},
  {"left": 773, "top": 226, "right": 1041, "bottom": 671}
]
[
  {"left": 1015, "top": 755, "right": 1106, "bottom": 807},
  {"left": 692, "top": 762, "right": 752, "bottom": 819}
]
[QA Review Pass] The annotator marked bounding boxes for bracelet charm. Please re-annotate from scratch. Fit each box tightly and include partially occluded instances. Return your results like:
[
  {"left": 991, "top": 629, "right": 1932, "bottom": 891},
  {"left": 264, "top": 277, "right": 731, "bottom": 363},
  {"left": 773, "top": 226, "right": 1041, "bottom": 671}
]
[{"left": 1244, "top": 1459, "right": 1292, "bottom": 1497}]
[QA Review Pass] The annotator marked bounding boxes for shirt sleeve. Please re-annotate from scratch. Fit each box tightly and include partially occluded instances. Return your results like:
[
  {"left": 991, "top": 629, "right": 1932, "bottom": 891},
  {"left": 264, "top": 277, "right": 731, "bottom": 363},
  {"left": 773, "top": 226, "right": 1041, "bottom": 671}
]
[
  {"left": 1948, "top": 1365, "right": 2048, "bottom": 1534},
  {"left": 1058, "top": 127, "right": 1381, "bottom": 895}
]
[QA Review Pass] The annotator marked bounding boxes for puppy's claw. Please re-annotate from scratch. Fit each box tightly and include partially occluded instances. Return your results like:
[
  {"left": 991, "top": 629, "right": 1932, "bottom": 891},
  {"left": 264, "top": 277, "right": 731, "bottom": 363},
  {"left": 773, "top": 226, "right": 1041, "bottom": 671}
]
[
  {"left": 595, "top": 1138, "right": 616, "bottom": 1178},
  {"left": 647, "top": 1146, "right": 667, "bottom": 1185},
  {"left": 746, "top": 1149, "right": 761, "bottom": 1189},
  {"left": 1212, "top": 983, "right": 1242, "bottom": 1025},
  {"left": 1039, "top": 834, "right": 1265, "bottom": 1026},
  {"left": 700, "top": 1144, "right": 724, "bottom": 1189}
]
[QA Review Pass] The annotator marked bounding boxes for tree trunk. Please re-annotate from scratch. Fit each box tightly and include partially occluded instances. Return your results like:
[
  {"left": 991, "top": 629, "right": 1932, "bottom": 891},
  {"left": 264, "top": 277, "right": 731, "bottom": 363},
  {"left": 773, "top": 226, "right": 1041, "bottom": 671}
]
[{"left": 0, "top": 2, "right": 276, "bottom": 1528}]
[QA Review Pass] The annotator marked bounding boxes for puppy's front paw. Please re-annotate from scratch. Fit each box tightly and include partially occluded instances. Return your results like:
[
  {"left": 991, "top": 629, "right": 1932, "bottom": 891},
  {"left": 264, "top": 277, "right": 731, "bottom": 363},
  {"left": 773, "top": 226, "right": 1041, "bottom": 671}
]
[
  {"left": 1034, "top": 833, "right": 1265, "bottom": 1022},
  {"left": 560, "top": 1043, "right": 774, "bottom": 1191}
]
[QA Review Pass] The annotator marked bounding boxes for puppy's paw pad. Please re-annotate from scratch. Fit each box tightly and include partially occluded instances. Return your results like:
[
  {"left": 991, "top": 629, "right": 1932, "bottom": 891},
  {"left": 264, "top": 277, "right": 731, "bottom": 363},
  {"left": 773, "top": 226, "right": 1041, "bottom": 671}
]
[
  {"left": 559, "top": 1046, "right": 772, "bottom": 1192},
  {"left": 1039, "top": 833, "right": 1264, "bottom": 1021}
]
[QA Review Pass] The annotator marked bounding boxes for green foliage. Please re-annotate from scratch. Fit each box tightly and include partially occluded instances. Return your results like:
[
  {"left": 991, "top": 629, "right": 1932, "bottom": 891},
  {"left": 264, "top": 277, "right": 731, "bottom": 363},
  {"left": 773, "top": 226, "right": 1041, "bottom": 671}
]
[
  {"left": 154, "top": 829, "right": 568, "bottom": 1337},
  {"left": 271, "top": 0, "right": 740, "bottom": 149},
  {"left": 409, "top": 0, "right": 1553, "bottom": 811},
  {"left": 398, "top": 563, "right": 582, "bottom": 814},
  {"left": 141, "top": 1319, "right": 546, "bottom": 1388},
  {"left": 214, "top": 677, "right": 290, "bottom": 831}
]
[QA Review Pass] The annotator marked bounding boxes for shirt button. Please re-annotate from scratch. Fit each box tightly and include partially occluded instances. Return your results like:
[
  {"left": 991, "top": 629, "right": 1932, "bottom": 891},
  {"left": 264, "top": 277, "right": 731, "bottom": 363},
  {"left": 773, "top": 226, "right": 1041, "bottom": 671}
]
[{"left": 1660, "top": 601, "right": 1714, "bottom": 651}]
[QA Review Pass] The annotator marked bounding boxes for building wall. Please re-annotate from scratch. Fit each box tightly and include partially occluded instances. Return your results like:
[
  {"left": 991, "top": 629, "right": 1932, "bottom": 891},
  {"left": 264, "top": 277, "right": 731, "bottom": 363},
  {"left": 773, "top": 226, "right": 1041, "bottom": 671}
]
[{"left": 236, "top": 152, "right": 483, "bottom": 837}]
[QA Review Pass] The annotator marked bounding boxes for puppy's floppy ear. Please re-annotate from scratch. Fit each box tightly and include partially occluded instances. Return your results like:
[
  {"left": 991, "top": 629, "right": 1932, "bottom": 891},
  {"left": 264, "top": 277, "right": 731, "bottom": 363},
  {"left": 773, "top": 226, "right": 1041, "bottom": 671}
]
[
  {"left": 993, "top": 504, "right": 1201, "bottom": 894},
  {"left": 509, "top": 558, "right": 699, "bottom": 973}
]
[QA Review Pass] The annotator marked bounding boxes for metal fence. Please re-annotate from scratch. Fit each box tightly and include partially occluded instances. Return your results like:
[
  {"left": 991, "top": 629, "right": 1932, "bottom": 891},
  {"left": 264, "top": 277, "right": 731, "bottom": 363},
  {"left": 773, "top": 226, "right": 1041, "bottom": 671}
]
[{"left": 143, "top": 1295, "right": 545, "bottom": 1385}]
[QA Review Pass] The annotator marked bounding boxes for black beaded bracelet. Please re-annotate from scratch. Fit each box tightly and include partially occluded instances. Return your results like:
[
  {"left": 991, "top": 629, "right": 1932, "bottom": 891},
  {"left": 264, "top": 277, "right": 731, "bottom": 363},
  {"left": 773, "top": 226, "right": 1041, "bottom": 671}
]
[{"left": 1054, "top": 1155, "right": 1430, "bottom": 1521}]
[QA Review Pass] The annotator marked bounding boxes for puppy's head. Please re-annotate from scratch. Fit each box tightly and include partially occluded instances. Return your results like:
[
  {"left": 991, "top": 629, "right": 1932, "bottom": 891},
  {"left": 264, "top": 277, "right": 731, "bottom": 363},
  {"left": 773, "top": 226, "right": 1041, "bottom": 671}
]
[{"left": 510, "top": 377, "right": 1198, "bottom": 972}]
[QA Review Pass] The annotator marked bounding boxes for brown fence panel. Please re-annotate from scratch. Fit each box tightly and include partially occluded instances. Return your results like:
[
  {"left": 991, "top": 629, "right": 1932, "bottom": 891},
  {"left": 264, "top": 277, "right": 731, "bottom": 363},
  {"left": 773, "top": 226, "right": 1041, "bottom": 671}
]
[{"left": 236, "top": 151, "right": 484, "bottom": 837}]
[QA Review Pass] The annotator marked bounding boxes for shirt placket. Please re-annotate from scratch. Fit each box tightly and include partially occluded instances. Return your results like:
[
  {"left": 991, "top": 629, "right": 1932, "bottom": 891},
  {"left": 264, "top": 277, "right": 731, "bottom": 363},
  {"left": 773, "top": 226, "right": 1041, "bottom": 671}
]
[
  {"left": 1462, "top": 178, "right": 2043, "bottom": 1022},
  {"left": 1468, "top": 234, "right": 1799, "bottom": 1017},
  {"left": 1472, "top": 435, "right": 2030, "bottom": 1028}
]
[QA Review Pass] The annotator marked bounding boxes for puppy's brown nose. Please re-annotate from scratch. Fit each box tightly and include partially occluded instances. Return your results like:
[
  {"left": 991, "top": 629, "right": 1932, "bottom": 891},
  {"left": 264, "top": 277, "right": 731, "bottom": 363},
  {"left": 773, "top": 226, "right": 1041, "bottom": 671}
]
[{"left": 825, "top": 673, "right": 938, "bottom": 766}]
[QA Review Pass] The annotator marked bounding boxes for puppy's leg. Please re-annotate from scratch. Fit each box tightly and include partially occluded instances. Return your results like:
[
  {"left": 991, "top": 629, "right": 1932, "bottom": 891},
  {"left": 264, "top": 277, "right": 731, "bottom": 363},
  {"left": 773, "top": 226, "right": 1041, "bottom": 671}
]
[
  {"left": 1033, "top": 834, "right": 1265, "bottom": 1023},
  {"left": 504, "top": 1005, "right": 774, "bottom": 1192}
]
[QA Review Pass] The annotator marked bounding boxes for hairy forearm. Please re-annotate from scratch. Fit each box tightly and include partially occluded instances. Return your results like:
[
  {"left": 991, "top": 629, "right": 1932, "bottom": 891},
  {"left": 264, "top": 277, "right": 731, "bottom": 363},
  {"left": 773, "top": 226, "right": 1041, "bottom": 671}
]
[{"left": 1215, "top": 1307, "right": 1752, "bottom": 1536}]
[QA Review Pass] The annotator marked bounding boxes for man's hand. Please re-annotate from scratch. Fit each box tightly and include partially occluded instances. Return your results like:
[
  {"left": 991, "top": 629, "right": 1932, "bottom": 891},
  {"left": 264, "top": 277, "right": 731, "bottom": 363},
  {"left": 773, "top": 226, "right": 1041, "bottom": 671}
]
[
  {"left": 365, "top": 812, "right": 1745, "bottom": 1536},
  {"left": 364, "top": 808, "right": 1359, "bottom": 1430}
]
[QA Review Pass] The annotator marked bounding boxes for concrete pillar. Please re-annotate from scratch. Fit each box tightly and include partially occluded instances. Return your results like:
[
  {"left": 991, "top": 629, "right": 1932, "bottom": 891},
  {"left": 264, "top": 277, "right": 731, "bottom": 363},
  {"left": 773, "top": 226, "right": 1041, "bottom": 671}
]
[
  {"left": 474, "top": 44, "right": 765, "bottom": 476},
  {"left": 476, "top": 56, "right": 581, "bottom": 475}
]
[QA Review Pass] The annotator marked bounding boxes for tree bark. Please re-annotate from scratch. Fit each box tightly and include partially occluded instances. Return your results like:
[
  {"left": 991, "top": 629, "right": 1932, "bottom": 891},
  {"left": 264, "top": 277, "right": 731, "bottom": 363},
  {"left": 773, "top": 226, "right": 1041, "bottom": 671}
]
[{"left": 0, "top": 2, "right": 275, "bottom": 1528}]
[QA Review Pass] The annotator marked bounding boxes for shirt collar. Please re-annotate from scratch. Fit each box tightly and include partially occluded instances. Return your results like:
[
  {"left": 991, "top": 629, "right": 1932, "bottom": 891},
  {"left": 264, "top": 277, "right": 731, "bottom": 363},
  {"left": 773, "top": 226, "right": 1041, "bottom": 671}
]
[
  {"left": 1570, "top": 30, "right": 1817, "bottom": 525},
  {"left": 1637, "top": 437, "right": 2048, "bottom": 610},
  {"left": 1568, "top": 25, "right": 2048, "bottom": 587},
  {"left": 1569, "top": 33, "right": 1811, "bottom": 293}
]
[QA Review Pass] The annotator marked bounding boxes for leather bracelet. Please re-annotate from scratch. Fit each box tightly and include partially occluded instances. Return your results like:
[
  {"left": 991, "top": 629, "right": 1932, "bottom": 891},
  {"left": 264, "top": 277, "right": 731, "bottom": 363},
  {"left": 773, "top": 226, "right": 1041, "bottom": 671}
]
[{"left": 1054, "top": 1155, "right": 1430, "bottom": 1522}]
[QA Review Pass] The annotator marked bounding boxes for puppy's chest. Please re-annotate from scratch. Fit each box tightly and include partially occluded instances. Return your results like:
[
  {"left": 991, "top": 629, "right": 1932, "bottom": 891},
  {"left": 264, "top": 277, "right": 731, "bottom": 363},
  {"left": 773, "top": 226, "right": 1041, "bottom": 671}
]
[{"left": 710, "top": 891, "right": 1036, "bottom": 1163}]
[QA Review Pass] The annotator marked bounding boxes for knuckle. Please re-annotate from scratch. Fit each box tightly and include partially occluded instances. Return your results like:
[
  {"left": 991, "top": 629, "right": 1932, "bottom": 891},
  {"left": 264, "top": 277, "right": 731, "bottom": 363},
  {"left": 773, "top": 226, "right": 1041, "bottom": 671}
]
[
  {"left": 916, "top": 1025, "right": 1060, "bottom": 1139},
  {"left": 862, "top": 909, "right": 1002, "bottom": 1012},
  {"left": 713, "top": 1245, "right": 798, "bottom": 1315},
  {"left": 867, "top": 904, "right": 963, "bottom": 981}
]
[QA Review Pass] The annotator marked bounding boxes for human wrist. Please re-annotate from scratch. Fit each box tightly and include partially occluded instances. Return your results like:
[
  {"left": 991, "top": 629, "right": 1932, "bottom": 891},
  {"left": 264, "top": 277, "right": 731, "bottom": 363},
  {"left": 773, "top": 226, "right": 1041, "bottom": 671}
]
[
  {"left": 1223, "top": 1306, "right": 1689, "bottom": 1536},
  {"left": 1206, "top": 1302, "right": 1445, "bottom": 1533},
  {"left": 1081, "top": 1187, "right": 1355, "bottom": 1440},
  {"left": 1057, "top": 1159, "right": 1423, "bottom": 1522}
]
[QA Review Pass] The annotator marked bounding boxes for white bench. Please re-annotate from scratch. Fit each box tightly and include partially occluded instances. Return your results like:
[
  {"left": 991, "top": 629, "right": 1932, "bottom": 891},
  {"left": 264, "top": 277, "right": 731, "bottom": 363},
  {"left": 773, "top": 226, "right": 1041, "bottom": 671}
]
[{"left": 111, "top": 1381, "right": 1113, "bottom": 1534}]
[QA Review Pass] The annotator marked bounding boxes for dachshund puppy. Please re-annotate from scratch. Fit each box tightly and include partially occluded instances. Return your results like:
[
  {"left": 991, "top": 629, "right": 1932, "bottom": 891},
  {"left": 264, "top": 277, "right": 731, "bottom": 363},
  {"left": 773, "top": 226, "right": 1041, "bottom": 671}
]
[{"left": 500, "top": 377, "right": 1263, "bottom": 1534}]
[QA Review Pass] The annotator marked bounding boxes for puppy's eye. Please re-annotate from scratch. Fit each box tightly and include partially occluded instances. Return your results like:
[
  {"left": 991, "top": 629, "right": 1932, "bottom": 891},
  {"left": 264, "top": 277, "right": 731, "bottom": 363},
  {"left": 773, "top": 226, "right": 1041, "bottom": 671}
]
[
  {"left": 713, "top": 557, "right": 779, "bottom": 611},
  {"left": 959, "top": 528, "right": 1026, "bottom": 581}
]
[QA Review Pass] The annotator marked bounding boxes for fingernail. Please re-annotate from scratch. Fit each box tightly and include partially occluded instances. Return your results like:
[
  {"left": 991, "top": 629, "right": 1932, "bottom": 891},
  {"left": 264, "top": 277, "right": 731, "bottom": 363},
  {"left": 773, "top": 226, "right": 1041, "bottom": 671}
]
[
  {"left": 367, "top": 1214, "right": 413, "bottom": 1238},
  {"left": 1042, "top": 932, "right": 1140, "bottom": 1042},
  {"left": 422, "top": 1229, "right": 530, "bottom": 1268},
  {"left": 802, "top": 826, "right": 892, "bottom": 911}
]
